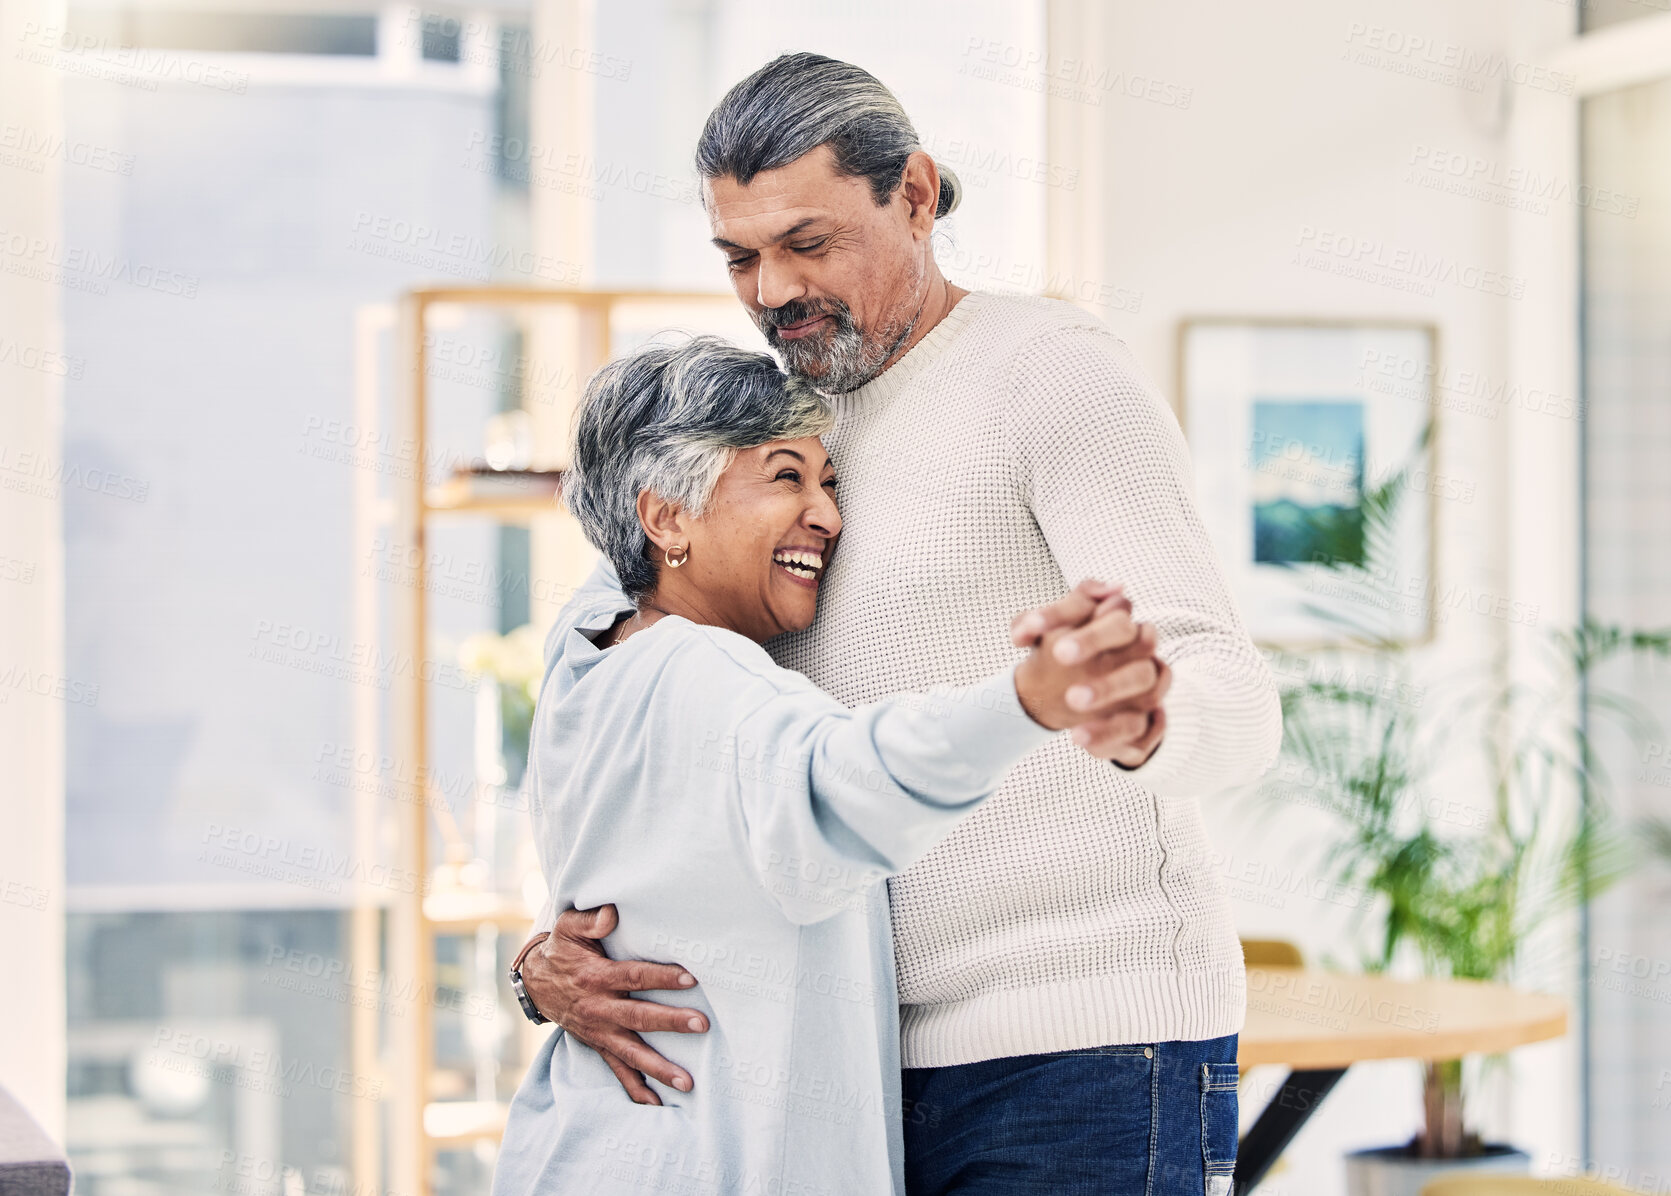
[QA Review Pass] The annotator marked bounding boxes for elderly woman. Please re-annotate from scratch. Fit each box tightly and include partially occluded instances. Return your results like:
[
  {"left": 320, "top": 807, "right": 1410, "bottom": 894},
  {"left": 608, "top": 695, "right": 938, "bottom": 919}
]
[{"left": 491, "top": 337, "right": 1124, "bottom": 1196}]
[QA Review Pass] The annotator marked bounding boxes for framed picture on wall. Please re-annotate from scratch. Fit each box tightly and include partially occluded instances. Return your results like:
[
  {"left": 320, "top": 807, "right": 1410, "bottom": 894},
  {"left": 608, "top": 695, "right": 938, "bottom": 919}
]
[{"left": 1177, "top": 319, "right": 1438, "bottom": 648}]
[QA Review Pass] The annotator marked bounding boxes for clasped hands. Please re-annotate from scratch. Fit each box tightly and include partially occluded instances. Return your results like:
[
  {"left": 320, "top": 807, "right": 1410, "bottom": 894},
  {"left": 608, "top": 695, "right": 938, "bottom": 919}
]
[{"left": 1010, "top": 577, "right": 1170, "bottom": 767}]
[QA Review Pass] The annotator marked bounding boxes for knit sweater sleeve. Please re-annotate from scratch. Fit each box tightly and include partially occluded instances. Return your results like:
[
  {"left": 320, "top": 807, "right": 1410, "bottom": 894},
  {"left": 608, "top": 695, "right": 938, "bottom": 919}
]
[
  {"left": 691, "top": 630, "right": 1057, "bottom": 926},
  {"left": 1005, "top": 323, "right": 1281, "bottom": 799}
]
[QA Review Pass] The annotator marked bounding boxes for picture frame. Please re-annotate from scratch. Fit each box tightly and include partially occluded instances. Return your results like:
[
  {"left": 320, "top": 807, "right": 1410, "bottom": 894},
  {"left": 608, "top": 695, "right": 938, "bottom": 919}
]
[{"left": 1176, "top": 318, "right": 1439, "bottom": 649}]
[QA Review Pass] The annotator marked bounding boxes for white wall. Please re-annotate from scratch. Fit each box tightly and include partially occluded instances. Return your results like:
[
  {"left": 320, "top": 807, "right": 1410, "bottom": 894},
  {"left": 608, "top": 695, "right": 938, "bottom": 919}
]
[
  {"left": 563, "top": 0, "right": 1049, "bottom": 295},
  {"left": 521, "top": 0, "right": 1596, "bottom": 1188},
  {"left": 0, "top": 0, "right": 68, "bottom": 1142},
  {"left": 703, "top": 0, "right": 1048, "bottom": 300},
  {"left": 1073, "top": 1, "right": 1581, "bottom": 1190},
  {"left": 1577, "top": 67, "right": 1671, "bottom": 1187}
]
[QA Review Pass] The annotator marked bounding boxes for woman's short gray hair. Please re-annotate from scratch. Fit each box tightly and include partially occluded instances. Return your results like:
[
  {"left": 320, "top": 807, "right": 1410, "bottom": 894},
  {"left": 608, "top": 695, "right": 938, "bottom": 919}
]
[
  {"left": 696, "top": 52, "right": 962, "bottom": 220},
  {"left": 564, "top": 335, "right": 834, "bottom": 603}
]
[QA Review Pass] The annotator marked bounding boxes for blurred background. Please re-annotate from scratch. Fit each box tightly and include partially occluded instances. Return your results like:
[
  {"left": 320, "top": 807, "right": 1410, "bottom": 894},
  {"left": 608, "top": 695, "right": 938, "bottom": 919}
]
[{"left": 1, "top": 1, "right": 1668, "bottom": 1194}]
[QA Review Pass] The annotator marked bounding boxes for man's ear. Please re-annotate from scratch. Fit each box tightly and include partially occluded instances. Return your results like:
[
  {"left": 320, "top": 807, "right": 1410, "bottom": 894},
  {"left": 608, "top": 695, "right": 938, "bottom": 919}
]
[
  {"left": 637, "top": 490, "right": 688, "bottom": 555},
  {"left": 898, "top": 150, "right": 941, "bottom": 238}
]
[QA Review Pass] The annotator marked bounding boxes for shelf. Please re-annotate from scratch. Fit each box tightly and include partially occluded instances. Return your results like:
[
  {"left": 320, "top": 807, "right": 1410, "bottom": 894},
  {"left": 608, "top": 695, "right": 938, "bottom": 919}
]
[
  {"left": 423, "top": 496, "right": 561, "bottom": 522},
  {"left": 424, "top": 474, "right": 562, "bottom": 523},
  {"left": 374, "top": 288, "right": 726, "bottom": 1196},
  {"left": 423, "top": 1101, "right": 507, "bottom": 1146},
  {"left": 423, "top": 891, "right": 535, "bottom": 934},
  {"left": 410, "top": 285, "right": 735, "bottom": 308}
]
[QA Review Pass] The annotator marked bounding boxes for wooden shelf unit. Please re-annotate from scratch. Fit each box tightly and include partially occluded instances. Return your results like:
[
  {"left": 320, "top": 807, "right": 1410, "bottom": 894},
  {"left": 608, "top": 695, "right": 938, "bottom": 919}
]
[
  {"left": 424, "top": 480, "right": 563, "bottom": 525},
  {"left": 364, "top": 286, "right": 742, "bottom": 1196}
]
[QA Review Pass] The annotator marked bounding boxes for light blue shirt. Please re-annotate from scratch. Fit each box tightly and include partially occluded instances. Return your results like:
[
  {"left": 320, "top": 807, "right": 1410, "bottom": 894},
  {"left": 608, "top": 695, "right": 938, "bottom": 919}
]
[{"left": 492, "top": 563, "right": 1057, "bottom": 1196}]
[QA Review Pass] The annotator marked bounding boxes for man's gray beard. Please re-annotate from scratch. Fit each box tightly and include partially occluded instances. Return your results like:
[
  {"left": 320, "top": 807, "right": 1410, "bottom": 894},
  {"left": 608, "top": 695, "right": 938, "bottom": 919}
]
[{"left": 776, "top": 307, "right": 920, "bottom": 395}]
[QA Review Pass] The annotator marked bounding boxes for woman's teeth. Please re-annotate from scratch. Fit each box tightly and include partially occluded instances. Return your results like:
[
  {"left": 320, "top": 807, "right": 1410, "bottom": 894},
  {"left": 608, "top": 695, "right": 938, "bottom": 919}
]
[{"left": 772, "top": 549, "right": 822, "bottom": 579}]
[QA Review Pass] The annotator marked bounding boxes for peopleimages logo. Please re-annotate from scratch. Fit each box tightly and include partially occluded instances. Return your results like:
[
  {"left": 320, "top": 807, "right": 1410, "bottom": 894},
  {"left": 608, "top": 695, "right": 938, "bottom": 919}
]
[
  {"left": 1341, "top": 23, "right": 1575, "bottom": 95},
  {"left": 1407, "top": 144, "right": 1639, "bottom": 219},
  {"left": 0, "top": 335, "right": 84, "bottom": 379},
  {"left": 0, "top": 123, "right": 135, "bottom": 175},
  {"left": 958, "top": 37, "right": 1194, "bottom": 109},
  {"left": 1358, "top": 349, "right": 1585, "bottom": 424},
  {"left": 461, "top": 132, "right": 699, "bottom": 204},
  {"left": 1295, "top": 225, "right": 1526, "bottom": 300},
  {"left": 399, "top": 12, "right": 634, "bottom": 82},
  {"left": 150, "top": 1026, "right": 383, "bottom": 1100},
  {"left": 0, "top": 444, "right": 149, "bottom": 502},
  {"left": 0, "top": 666, "right": 99, "bottom": 707},
  {"left": 348, "top": 211, "right": 582, "bottom": 284},
  {"left": 198, "top": 822, "right": 426, "bottom": 896},
  {"left": 262, "top": 945, "right": 499, "bottom": 1020},
  {"left": 15, "top": 22, "right": 251, "bottom": 93},
  {"left": 0, "top": 229, "right": 200, "bottom": 298},
  {"left": 918, "top": 131, "right": 1080, "bottom": 192}
]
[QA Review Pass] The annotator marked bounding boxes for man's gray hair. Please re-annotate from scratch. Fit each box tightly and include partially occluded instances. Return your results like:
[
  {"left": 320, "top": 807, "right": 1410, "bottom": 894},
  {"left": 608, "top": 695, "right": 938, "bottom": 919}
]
[
  {"left": 564, "top": 335, "right": 834, "bottom": 603},
  {"left": 695, "top": 52, "right": 961, "bottom": 219}
]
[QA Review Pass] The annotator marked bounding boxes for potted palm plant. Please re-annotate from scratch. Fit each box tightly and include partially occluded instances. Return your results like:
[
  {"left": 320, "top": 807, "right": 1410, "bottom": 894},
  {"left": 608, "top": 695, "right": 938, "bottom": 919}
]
[{"left": 1263, "top": 460, "right": 1670, "bottom": 1196}]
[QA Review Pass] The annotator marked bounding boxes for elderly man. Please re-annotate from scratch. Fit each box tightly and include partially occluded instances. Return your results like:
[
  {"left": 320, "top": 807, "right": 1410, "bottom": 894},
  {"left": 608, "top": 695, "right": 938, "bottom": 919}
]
[{"left": 510, "top": 52, "right": 1279, "bottom": 1195}]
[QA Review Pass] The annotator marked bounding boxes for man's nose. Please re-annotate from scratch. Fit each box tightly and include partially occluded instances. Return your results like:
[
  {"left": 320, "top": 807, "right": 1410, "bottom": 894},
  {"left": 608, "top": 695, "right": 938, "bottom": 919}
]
[{"left": 756, "top": 255, "right": 806, "bottom": 311}]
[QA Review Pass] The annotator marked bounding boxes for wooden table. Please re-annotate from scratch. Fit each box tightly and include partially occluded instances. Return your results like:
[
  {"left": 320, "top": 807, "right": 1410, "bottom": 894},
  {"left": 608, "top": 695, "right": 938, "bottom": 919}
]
[{"left": 1232, "top": 967, "right": 1568, "bottom": 1194}]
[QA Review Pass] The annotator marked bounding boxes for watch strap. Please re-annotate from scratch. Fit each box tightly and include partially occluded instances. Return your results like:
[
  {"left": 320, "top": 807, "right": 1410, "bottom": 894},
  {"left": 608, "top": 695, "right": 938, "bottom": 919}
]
[
  {"left": 511, "top": 930, "right": 551, "bottom": 973},
  {"left": 509, "top": 931, "right": 553, "bottom": 1025}
]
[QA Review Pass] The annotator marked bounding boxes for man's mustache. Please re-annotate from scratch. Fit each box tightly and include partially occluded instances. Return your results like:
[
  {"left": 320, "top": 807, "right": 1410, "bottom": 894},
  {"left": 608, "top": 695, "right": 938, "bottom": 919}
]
[{"left": 756, "top": 298, "right": 853, "bottom": 332}]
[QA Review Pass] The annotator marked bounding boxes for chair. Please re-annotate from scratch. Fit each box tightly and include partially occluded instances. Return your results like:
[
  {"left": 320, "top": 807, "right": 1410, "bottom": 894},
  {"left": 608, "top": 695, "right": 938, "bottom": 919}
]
[
  {"left": 1238, "top": 939, "right": 1304, "bottom": 1084},
  {"left": 1235, "top": 936, "right": 1307, "bottom": 1181},
  {"left": 0, "top": 1085, "right": 71, "bottom": 1196},
  {"left": 1422, "top": 1177, "right": 1638, "bottom": 1196},
  {"left": 1240, "top": 937, "right": 1305, "bottom": 968}
]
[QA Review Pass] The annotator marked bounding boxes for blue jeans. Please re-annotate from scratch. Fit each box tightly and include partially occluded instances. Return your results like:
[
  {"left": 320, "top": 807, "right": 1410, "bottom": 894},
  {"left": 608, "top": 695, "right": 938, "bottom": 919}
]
[{"left": 901, "top": 1035, "right": 1239, "bottom": 1196}]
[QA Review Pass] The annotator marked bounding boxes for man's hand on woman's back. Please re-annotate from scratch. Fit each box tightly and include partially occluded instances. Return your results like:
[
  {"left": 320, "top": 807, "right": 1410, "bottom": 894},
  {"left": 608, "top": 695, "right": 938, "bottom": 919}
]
[{"left": 517, "top": 903, "right": 709, "bottom": 1105}]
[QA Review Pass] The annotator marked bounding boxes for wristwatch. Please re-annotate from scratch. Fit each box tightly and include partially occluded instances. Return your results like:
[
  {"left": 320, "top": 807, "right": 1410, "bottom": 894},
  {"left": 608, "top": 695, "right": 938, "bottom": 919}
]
[{"left": 509, "top": 931, "right": 552, "bottom": 1025}]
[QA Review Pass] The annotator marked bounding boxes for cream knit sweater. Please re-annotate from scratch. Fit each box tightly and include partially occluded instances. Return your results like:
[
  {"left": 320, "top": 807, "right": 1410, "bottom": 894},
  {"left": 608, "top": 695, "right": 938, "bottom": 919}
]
[{"left": 767, "top": 291, "right": 1282, "bottom": 1068}]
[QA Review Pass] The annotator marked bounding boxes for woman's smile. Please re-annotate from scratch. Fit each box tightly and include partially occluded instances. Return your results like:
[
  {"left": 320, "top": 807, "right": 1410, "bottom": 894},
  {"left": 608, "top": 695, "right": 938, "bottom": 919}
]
[{"left": 771, "top": 544, "right": 826, "bottom": 588}]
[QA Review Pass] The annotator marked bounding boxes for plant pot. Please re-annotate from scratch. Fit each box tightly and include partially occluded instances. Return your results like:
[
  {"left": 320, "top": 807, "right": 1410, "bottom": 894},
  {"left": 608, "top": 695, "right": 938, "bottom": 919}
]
[{"left": 1344, "top": 1144, "right": 1530, "bottom": 1196}]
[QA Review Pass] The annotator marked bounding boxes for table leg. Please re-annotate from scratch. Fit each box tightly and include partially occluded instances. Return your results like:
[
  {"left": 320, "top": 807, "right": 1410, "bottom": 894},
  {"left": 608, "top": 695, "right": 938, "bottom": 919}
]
[{"left": 1233, "top": 1066, "right": 1348, "bottom": 1194}]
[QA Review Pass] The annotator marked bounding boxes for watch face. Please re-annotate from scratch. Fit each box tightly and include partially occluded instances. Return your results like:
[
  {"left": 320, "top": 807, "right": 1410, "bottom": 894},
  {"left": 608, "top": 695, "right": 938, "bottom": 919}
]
[{"left": 510, "top": 973, "right": 547, "bottom": 1024}]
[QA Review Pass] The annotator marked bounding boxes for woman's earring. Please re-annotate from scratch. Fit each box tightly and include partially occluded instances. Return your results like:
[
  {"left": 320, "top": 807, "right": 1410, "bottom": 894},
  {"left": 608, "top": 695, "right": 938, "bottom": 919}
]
[{"left": 664, "top": 544, "right": 688, "bottom": 569}]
